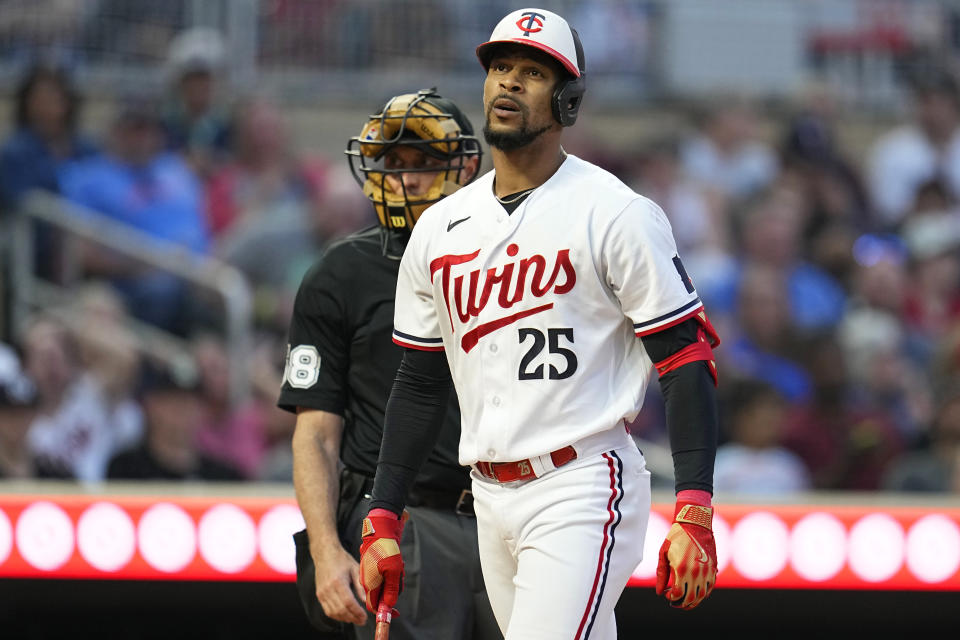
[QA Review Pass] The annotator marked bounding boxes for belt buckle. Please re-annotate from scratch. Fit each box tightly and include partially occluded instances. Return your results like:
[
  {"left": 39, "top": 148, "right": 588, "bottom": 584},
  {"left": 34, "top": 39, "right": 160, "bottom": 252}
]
[{"left": 455, "top": 489, "right": 474, "bottom": 516}]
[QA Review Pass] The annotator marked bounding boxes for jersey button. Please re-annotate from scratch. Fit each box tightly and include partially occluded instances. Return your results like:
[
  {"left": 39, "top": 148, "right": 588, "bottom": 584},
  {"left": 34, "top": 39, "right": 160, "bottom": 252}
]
[
  {"left": 492, "top": 396, "right": 501, "bottom": 407},
  {"left": 487, "top": 449, "right": 496, "bottom": 458},
  {"left": 489, "top": 344, "right": 498, "bottom": 353}
]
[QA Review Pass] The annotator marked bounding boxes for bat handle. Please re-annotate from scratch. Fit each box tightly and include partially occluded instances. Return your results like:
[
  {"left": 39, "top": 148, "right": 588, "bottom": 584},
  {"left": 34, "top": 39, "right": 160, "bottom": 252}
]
[{"left": 375, "top": 602, "right": 392, "bottom": 640}]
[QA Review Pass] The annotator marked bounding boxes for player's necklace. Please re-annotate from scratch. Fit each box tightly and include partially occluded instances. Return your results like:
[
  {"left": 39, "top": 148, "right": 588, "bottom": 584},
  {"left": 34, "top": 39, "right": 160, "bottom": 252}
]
[{"left": 495, "top": 187, "right": 537, "bottom": 204}]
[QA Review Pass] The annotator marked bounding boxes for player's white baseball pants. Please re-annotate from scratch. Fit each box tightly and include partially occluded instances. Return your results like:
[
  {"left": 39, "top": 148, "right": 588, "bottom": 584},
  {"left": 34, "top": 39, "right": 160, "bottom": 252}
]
[{"left": 471, "top": 442, "right": 650, "bottom": 640}]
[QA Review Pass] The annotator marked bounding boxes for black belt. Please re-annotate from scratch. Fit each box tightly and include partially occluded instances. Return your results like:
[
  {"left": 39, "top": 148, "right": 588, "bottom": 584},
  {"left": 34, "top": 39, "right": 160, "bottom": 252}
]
[
  {"left": 345, "top": 468, "right": 474, "bottom": 516},
  {"left": 407, "top": 486, "right": 475, "bottom": 517}
]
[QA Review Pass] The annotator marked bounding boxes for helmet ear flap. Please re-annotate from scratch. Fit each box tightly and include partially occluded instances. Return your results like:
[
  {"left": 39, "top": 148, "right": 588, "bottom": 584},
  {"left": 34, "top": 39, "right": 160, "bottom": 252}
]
[{"left": 552, "top": 27, "right": 586, "bottom": 127}]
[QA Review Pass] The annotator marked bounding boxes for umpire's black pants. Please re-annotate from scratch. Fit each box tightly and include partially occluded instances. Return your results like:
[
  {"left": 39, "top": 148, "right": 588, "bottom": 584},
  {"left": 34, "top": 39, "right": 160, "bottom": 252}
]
[{"left": 296, "top": 469, "right": 502, "bottom": 640}]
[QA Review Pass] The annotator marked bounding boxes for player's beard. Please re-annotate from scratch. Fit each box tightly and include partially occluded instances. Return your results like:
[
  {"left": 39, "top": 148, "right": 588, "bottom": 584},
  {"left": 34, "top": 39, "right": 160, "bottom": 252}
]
[{"left": 483, "top": 97, "right": 551, "bottom": 151}]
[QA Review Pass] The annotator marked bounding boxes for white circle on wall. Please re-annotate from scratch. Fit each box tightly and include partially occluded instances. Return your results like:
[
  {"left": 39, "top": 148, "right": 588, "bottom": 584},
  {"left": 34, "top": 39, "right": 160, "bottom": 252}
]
[
  {"left": 905, "top": 514, "right": 960, "bottom": 584},
  {"left": 0, "top": 508, "right": 13, "bottom": 566},
  {"left": 848, "top": 513, "right": 904, "bottom": 583},
  {"left": 198, "top": 504, "right": 257, "bottom": 574},
  {"left": 258, "top": 504, "right": 305, "bottom": 574},
  {"left": 731, "top": 511, "right": 790, "bottom": 582},
  {"left": 789, "top": 512, "right": 847, "bottom": 582},
  {"left": 632, "top": 511, "right": 669, "bottom": 579},
  {"left": 77, "top": 502, "right": 137, "bottom": 573},
  {"left": 15, "top": 501, "right": 75, "bottom": 571},
  {"left": 713, "top": 514, "right": 732, "bottom": 574},
  {"left": 138, "top": 503, "right": 197, "bottom": 573}
]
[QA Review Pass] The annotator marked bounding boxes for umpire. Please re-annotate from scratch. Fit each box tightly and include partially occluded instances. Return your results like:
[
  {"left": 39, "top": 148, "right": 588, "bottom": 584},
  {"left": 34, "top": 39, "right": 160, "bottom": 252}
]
[{"left": 278, "top": 88, "right": 501, "bottom": 640}]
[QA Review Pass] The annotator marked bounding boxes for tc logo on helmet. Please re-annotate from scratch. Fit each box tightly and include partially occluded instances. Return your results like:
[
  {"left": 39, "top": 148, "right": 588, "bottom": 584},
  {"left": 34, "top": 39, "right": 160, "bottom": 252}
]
[{"left": 516, "top": 11, "right": 545, "bottom": 36}]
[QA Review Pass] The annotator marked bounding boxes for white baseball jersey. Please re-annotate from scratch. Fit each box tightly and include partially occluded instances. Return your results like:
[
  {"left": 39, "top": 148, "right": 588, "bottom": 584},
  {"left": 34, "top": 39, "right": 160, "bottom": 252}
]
[{"left": 393, "top": 154, "right": 702, "bottom": 466}]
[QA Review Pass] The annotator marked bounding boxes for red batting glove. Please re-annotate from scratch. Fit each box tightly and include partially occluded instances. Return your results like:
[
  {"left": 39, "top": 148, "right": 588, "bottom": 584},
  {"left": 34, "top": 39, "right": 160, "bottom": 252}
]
[
  {"left": 655, "top": 499, "right": 717, "bottom": 610},
  {"left": 359, "top": 509, "right": 408, "bottom": 615}
]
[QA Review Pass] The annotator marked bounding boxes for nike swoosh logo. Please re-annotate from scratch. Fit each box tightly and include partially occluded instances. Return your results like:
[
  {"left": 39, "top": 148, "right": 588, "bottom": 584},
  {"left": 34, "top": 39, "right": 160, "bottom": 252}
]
[
  {"left": 689, "top": 534, "right": 709, "bottom": 564},
  {"left": 447, "top": 216, "right": 470, "bottom": 232}
]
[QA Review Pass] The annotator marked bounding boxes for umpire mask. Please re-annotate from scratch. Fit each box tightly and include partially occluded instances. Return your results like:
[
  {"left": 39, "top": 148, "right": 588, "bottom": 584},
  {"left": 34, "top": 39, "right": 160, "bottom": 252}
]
[{"left": 346, "top": 88, "right": 482, "bottom": 231}]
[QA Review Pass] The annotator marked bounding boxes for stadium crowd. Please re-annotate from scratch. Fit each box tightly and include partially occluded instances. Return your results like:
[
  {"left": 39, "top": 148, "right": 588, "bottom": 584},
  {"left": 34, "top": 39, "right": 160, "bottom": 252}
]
[{"left": 1, "top": 25, "right": 960, "bottom": 495}]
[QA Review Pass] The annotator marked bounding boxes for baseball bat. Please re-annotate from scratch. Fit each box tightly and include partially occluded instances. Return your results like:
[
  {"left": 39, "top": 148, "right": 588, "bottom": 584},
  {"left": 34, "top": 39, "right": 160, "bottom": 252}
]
[{"left": 375, "top": 602, "right": 392, "bottom": 640}]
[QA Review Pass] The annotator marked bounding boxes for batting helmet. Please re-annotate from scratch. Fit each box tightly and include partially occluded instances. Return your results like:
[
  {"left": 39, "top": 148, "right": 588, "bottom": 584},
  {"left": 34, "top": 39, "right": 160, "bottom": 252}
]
[
  {"left": 346, "top": 88, "right": 482, "bottom": 231},
  {"left": 476, "top": 8, "right": 587, "bottom": 127}
]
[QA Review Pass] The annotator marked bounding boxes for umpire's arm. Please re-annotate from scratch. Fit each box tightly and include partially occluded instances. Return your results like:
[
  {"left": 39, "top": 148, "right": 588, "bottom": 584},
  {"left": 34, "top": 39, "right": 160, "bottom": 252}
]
[{"left": 292, "top": 408, "right": 368, "bottom": 626}]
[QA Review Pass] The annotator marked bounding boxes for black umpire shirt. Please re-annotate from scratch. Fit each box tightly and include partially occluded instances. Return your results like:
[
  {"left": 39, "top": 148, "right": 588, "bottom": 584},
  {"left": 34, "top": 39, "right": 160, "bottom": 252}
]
[{"left": 277, "top": 226, "right": 468, "bottom": 493}]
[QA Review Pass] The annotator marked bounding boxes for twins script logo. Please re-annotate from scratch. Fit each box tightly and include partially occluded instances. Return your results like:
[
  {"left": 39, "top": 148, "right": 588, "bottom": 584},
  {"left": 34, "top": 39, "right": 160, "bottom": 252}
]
[
  {"left": 515, "top": 11, "right": 545, "bottom": 36},
  {"left": 430, "top": 243, "right": 576, "bottom": 352}
]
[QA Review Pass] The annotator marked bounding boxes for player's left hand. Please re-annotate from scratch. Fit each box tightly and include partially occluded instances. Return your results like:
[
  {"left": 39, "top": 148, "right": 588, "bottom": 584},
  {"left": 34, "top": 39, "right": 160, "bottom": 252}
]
[
  {"left": 359, "top": 509, "right": 409, "bottom": 615},
  {"left": 655, "top": 501, "right": 717, "bottom": 610}
]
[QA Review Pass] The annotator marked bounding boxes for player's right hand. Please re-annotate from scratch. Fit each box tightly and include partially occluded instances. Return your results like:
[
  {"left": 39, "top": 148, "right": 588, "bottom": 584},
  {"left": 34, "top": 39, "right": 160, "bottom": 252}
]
[
  {"left": 313, "top": 544, "right": 368, "bottom": 625},
  {"left": 359, "top": 509, "right": 408, "bottom": 615}
]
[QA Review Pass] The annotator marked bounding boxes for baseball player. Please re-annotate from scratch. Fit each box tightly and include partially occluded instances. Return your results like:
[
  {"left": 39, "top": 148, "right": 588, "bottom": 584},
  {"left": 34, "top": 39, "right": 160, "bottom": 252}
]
[
  {"left": 358, "top": 8, "right": 721, "bottom": 640},
  {"left": 279, "top": 89, "right": 501, "bottom": 640}
]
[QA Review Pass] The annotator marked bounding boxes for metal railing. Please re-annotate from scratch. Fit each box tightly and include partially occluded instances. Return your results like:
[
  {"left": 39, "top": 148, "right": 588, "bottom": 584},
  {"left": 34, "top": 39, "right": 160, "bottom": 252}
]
[{"left": 8, "top": 189, "right": 253, "bottom": 406}]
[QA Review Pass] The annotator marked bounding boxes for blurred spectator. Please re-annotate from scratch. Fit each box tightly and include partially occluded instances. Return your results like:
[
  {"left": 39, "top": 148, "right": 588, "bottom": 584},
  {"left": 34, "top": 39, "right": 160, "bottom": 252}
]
[
  {"left": 160, "top": 27, "right": 233, "bottom": 179},
  {"left": 59, "top": 95, "right": 210, "bottom": 336},
  {"left": 866, "top": 63, "right": 960, "bottom": 227},
  {"left": 0, "top": 62, "right": 98, "bottom": 213},
  {"left": 846, "top": 233, "right": 911, "bottom": 318},
  {"left": 843, "top": 231, "right": 930, "bottom": 361},
  {"left": 631, "top": 135, "right": 735, "bottom": 298},
  {"left": 720, "top": 263, "right": 812, "bottom": 403},
  {"left": 70, "top": 281, "right": 145, "bottom": 435},
  {"left": 899, "top": 209, "right": 960, "bottom": 345},
  {"left": 0, "top": 61, "right": 99, "bottom": 287},
  {"left": 714, "top": 380, "right": 811, "bottom": 494},
  {"left": 107, "top": 358, "right": 243, "bottom": 481},
  {"left": 205, "top": 98, "right": 295, "bottom": 237},
  {"left": 680, "top": 96, "right": 779, "bottom": 203},
  {"left": 780, "top": 82, "right": 873, "bottom": 286},
  {"left": 838, "top": 309, "right": 932, "bottom": 447},
  {"left": 782, "top": 332, "right": 905, "bottom": 490},
  {"left": 931, "top": 322, "right": 960, "bottom": 401},
  {"left": 192, "top": 332, "right": 269, "bottom": 479},
  {"left": 22, "top": 313, "right": 142, "bottom": 482},
  {"left": 712, "top": 182, "right": 848, "bottom": 330},
  {"left": 840, "top": 235, "right": 933, "bottom": 445},
  {"left": 0, "top": 342, "right": 69, "bottom": 479},
  {"left": 247, "top": 332, "right": 297, "bottom": 482},
  {"left": 205, "top": 97, "right": 329, "bottom": 316},
  {"left": 882, "top": 390, "right": 960, "bottom": 492}
]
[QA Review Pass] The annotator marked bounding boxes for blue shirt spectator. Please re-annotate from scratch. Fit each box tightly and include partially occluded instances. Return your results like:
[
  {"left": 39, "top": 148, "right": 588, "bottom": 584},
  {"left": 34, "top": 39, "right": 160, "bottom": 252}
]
[
  {"left": 59, "top": 151, "right": 209, "bottom": 253},
  {"left": 0, "top": 63, "right": 100, "bottom": 285},
  {"left": 58, "top": 96, "right": 210, "bottom": 336},
  {"left": 706, "top": 259, "right": 847, "bottom": 331},
  {"left": 0, "top": 63, "right": 99, "bottom": 213},
  {"left": 0, "top": 128, "right": 98, "bottom": 213},
  {"left": 723, "top": 336, "right": 812, "bottom": 403},
  {"left": 704, "top": 182, "right": 848, "bottom": 330},
  {"left": 718, "top": 263, "right": 813, "bottom": 403}
]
